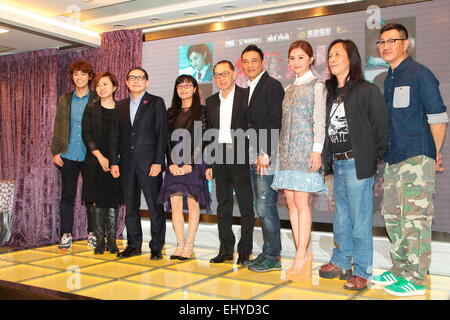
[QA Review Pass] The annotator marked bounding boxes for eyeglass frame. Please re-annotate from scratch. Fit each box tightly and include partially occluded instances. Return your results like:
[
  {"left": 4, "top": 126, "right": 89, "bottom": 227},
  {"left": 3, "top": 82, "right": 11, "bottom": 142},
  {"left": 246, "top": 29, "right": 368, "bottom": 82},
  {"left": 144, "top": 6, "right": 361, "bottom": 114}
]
[
  {"left": 176, "top": 83, "right": 194, "bottom": 90},
  {"left": 376, "top": 38, "right": 407, "bottom": 47},
  {"left": 127, "top": 75, "right": 147, "bottom": 82},
  {"left": 213, "top": 71, "right": 231, "bottom": 79}
]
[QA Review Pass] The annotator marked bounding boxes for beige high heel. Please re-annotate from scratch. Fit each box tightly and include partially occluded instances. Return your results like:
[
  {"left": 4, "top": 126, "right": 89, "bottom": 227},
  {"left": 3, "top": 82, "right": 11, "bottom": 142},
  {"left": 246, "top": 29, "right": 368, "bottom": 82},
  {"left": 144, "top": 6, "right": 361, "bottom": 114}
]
[
  {"left": 170, "top": 240, "right": 184, "bottom": 260},
  {"left": 286, "top": 250, "right": 312, "bottom": 281},
  {"left": 178, "top": 240, "right": 195, "bottom": 260}
]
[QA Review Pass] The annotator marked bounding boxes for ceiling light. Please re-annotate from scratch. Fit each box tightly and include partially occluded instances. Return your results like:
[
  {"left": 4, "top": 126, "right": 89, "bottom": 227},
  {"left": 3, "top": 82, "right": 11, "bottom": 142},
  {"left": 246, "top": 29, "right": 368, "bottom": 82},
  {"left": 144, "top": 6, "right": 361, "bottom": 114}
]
[
  {"left": 143, "top": 0, "right": 351, "bottom": 33},
  {"left": 0, "top": 28, "right": 10, "bottom": 34},
  {"left": 83, "top": 0, "right": 234, "bottom": 26},
  {"left": 0, "top": 3, "right": 99, "bottom": 38},
  {"left": 222, "top": 5, "right": 238, "bottom": 10},
  {"left": 149, "top": 17, "right": 163, "bottom": 23},
  {"left": 184, "top": 11, "right": 199, "bottom": 17}
]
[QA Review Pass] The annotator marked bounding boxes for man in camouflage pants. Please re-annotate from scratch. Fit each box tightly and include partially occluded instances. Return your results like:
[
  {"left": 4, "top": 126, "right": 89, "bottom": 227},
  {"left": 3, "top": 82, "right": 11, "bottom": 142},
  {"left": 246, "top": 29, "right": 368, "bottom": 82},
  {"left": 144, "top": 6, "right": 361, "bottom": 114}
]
[{"left": 371, "top": 23, "right": 448, "bottom": 296}]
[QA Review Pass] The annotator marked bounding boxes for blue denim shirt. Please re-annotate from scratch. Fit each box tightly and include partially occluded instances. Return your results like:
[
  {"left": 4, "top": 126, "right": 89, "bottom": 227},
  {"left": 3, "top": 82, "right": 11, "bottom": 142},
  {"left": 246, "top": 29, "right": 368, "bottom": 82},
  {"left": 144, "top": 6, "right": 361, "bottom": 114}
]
[
  {"left": 130, "top": 92, "right": 145, "bottom": 125},
  {"left": 384, "top": 56, "right": 447, "bottom": 165},
  {"left": 60, "top": 91, "right": 89, "bottom": 161}
]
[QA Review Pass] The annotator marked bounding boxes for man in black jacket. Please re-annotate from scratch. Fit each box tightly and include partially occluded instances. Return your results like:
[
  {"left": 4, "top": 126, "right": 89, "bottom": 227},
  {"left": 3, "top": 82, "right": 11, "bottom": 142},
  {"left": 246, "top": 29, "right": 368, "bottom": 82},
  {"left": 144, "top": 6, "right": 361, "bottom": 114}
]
[
  {"left": 110, "top": 67, "right": 168, "bottom": 260},
  {"left": 319, "top": 39, "right": 388, "bottom": 290},
  {"left": 205, "top": 60, "right": 255, "bottom": 265},
  {"left": 240, "top": 45, "right": 285, "bottom": 272}
]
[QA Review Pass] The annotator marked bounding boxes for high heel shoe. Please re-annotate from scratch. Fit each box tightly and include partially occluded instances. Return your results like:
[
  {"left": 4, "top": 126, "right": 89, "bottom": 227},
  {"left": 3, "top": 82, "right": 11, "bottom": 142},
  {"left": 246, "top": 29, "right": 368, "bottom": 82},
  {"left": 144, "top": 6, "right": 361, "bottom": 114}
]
[
  {"left": 286, "top": 251, "right": 312, "bottom": 281},
  {"left": 178, "top": 240, "right": 195, "bottom": 260},
  {"left": 170, "top": 240, "right": 184, "bottom": 260}
]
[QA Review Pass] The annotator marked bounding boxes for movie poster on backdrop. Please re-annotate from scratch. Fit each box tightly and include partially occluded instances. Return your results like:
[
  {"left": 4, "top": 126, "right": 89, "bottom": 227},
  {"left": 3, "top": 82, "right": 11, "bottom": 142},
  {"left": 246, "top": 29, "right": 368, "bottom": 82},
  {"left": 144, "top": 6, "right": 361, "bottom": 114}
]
[{"left": 179, "top": 42, "right": 213, "bottom": 104}]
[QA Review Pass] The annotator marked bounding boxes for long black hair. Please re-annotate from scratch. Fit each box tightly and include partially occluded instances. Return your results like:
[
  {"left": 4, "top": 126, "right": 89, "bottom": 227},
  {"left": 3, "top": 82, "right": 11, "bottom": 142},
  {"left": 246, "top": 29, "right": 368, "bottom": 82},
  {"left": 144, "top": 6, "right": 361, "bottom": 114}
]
[
  {"left": 169, "top": 74, "right": 202, "bottom": 128},
  {"left": 325, "top": 39, "right": 364, "bottom": 102}
]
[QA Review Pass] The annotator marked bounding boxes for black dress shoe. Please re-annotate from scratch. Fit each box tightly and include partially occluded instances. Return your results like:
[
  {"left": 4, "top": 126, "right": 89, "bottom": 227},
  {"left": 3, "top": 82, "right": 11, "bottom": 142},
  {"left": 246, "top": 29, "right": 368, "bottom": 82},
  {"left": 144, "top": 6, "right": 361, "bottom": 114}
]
[
  {"left": 210, "top": 253, "right": 233, "bottom": 263},
  {"left": 117, "top": 247, "right": 142, "bottom": 258},
  {"left": 150, "top": 251, "right": 163, "bottom": 260},
  {"left": 237, "top": 254, "right": 250, "bottom": 265}
]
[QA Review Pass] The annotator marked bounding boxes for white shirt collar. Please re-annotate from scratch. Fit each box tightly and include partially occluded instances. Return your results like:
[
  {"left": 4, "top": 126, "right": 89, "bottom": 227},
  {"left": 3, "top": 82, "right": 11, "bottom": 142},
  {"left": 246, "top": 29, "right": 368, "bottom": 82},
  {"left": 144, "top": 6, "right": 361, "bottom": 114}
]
[
  {"left": 247, "top": 70, "right": 265, "bottom": 88},
  {"left": 294, "top": 70, "right": 315, "bottom": 85},
  {"left": 219, "top": 84, "right": 236, "bottom": 101}
]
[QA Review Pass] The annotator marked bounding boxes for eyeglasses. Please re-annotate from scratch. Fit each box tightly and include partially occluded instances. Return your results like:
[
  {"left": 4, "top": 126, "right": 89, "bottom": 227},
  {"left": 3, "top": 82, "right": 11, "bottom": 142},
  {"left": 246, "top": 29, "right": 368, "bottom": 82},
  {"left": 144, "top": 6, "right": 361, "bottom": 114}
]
[
  {"left": 376, "top": 39, "right": 406, "bottom": 47},
  {"left": 176, "top": 83, "right": 194, "bottom": 90},
  {"left": 213, "top": 71, "right": 230, "bottom": 79},
  {"left": 128, "top": 75, "right": 147, "bottom": 82}
]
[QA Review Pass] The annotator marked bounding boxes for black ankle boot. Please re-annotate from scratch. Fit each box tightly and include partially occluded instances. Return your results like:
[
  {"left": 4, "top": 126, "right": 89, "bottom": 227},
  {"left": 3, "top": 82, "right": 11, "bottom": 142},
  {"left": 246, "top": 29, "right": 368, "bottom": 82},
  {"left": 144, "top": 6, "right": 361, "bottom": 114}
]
[
  {"left": 105, "top": 208, "right": 119, "bottom": 254},
  {"left": 92, "top": 206, "right": 106, "bottom": 254}
]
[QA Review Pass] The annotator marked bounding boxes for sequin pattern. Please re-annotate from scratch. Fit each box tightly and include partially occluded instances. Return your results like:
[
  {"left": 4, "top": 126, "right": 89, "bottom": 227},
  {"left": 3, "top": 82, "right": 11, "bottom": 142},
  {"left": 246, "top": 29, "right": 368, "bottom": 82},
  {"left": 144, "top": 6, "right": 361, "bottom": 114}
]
[{"left": 278, "top": 80, "right": 316, "bottom": 171}]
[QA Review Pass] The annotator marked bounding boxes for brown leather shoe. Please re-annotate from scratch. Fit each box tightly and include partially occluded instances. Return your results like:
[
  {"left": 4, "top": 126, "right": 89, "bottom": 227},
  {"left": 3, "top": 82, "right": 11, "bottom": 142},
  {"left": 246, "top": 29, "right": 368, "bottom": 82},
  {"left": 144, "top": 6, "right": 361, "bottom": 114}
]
[
  {"left": 344, "top": 276, "right": 367, "bottom": 290},
  {"left": 319, "top": 263, "right": 352, "bottom": 280}
]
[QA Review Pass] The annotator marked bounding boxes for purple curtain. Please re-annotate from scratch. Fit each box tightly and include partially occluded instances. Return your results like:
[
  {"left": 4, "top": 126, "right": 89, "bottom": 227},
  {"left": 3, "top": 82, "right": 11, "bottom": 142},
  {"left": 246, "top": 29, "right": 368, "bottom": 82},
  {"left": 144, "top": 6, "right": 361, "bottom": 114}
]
[
  {"left": 99, "top": 29, "right": 143, "bottom": 100},
  {"left": 0, "top": 29, "right": 143, "bottom": 248},
  {"left": 0, "top": 49, "right": 61, "bottom": 247}
]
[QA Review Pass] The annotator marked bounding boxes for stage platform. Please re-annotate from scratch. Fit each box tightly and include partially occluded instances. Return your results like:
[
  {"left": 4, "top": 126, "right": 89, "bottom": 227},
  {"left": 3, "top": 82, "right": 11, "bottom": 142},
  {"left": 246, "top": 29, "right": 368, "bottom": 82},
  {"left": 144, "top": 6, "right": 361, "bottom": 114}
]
[{"left": 0, "top": 240, "right": 449, "bottom": 300}]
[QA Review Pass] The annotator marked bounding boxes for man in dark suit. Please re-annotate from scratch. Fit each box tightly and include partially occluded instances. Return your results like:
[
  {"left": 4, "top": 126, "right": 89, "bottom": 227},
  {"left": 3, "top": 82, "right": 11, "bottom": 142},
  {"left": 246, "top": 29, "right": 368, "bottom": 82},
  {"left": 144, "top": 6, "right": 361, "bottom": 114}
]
[
  {"left": 205, "top": 60, "right": 255, "bottom": 265},
  {"left": 241, "top": 45, "right": 285, "bottom": 272},
  {"left": 110, "top": 67, "right": 167, "bottom": 260}
]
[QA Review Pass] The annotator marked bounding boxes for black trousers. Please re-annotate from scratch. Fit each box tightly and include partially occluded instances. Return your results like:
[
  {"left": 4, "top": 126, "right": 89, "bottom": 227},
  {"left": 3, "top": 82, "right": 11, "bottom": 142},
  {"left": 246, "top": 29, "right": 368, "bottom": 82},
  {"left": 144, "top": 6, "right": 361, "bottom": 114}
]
[
  {"left": 120, "top": 156, "right": 165, "bottom": 252},
  {"left": 59, "top": 158, "right": 93, "bottom": 234},
  {"left": 214, "top": 163, "right": 255, "bottom": 255}
]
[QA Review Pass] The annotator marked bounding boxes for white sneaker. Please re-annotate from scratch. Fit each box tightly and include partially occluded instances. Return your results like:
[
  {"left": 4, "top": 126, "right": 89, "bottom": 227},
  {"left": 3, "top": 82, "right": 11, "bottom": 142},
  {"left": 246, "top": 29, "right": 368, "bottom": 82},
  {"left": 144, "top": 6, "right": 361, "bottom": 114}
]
[
  {"left": 58, "top": 233, "right": 72, "bottom": 250},
  {"left": 87, "top": 232, "right": 96, "bottom": 249}
]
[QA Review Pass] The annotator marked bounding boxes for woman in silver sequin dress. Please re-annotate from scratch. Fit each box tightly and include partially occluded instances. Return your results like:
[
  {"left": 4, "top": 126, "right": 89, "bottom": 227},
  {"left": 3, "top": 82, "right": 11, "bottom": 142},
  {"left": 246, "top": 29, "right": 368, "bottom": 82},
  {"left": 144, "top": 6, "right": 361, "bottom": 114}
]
[{"left": 272, "top": 41, "right": 327, "bottom": 280}]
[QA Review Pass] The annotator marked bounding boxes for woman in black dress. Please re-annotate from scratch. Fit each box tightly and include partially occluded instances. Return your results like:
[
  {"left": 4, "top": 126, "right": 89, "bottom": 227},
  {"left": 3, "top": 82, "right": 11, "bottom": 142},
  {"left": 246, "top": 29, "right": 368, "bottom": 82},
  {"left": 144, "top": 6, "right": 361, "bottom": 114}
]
[
  {"left": 82, "top": 72, "right": 122, "bottom": 254},
  {"left": 157, "top": 75, "right": 210, "bottom": 260}
]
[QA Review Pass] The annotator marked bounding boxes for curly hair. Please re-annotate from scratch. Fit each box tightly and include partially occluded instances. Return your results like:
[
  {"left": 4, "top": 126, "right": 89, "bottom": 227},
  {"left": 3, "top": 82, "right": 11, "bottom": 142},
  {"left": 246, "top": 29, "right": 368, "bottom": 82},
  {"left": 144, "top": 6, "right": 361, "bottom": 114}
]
[{"left": 68, "top": 60, "right": 95, "bottom": 85}]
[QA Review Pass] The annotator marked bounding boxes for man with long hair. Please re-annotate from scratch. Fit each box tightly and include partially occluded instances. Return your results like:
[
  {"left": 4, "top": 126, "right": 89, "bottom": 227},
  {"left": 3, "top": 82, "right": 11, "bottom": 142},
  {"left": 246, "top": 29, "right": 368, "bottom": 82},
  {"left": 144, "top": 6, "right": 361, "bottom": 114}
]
[{"left": 318, "top": 40, "right": 388, "bottom": 290}]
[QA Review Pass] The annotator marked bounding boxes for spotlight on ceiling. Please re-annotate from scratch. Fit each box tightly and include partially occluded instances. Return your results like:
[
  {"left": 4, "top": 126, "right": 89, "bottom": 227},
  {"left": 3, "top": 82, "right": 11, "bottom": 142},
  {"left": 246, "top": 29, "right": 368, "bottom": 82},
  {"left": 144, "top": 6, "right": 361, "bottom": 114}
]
[
  {"left": 184, "top": 11, "right": 199, "bottom": 17},
  {"left": 222, "top": 5, "right": 238, "bottom": 10},
  {"left": 149, "top": 17, "right": 163, "bottom": 23}
]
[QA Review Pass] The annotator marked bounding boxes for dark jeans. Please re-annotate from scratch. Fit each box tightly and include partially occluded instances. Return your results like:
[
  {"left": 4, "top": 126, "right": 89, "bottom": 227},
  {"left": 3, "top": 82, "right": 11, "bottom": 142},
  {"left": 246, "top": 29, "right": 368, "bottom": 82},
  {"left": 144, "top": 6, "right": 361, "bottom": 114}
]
[
  {"left": 214, "top": 164, "right": 255, "bottom": 255},
  {"left": 250, "top": 164, "right": 281, "bottom": 259},
  {"left": 120, "top": 156, "right": 165, "bottom": 252},
  {"left": 59, "top": 158, "right": 93, "bottom": 234}
]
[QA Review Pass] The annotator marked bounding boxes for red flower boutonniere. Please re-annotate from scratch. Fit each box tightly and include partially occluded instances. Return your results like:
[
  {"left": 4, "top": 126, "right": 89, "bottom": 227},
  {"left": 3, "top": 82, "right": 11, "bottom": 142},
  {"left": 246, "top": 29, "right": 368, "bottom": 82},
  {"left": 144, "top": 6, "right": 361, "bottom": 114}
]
[{"left": 143, "top": 100, "right": 148, "bottom": 104}]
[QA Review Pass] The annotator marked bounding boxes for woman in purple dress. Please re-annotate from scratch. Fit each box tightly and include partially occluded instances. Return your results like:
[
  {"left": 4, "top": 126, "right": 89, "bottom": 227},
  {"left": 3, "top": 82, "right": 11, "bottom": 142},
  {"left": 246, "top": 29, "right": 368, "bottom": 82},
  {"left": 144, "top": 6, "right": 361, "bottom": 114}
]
[{"left": 157, "top": 75, "right": 210, "bottom": 260}]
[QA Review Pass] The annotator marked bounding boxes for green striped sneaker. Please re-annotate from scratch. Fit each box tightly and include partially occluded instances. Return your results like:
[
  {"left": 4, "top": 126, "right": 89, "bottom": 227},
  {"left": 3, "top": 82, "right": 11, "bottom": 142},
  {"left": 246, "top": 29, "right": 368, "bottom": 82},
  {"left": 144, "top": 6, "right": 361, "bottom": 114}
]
[
  {"left": 384, "top": 278, "right": 426, "bottom": 297},
  {"left": 371, "top": 271, "right": 402, "bottom": 286}
]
